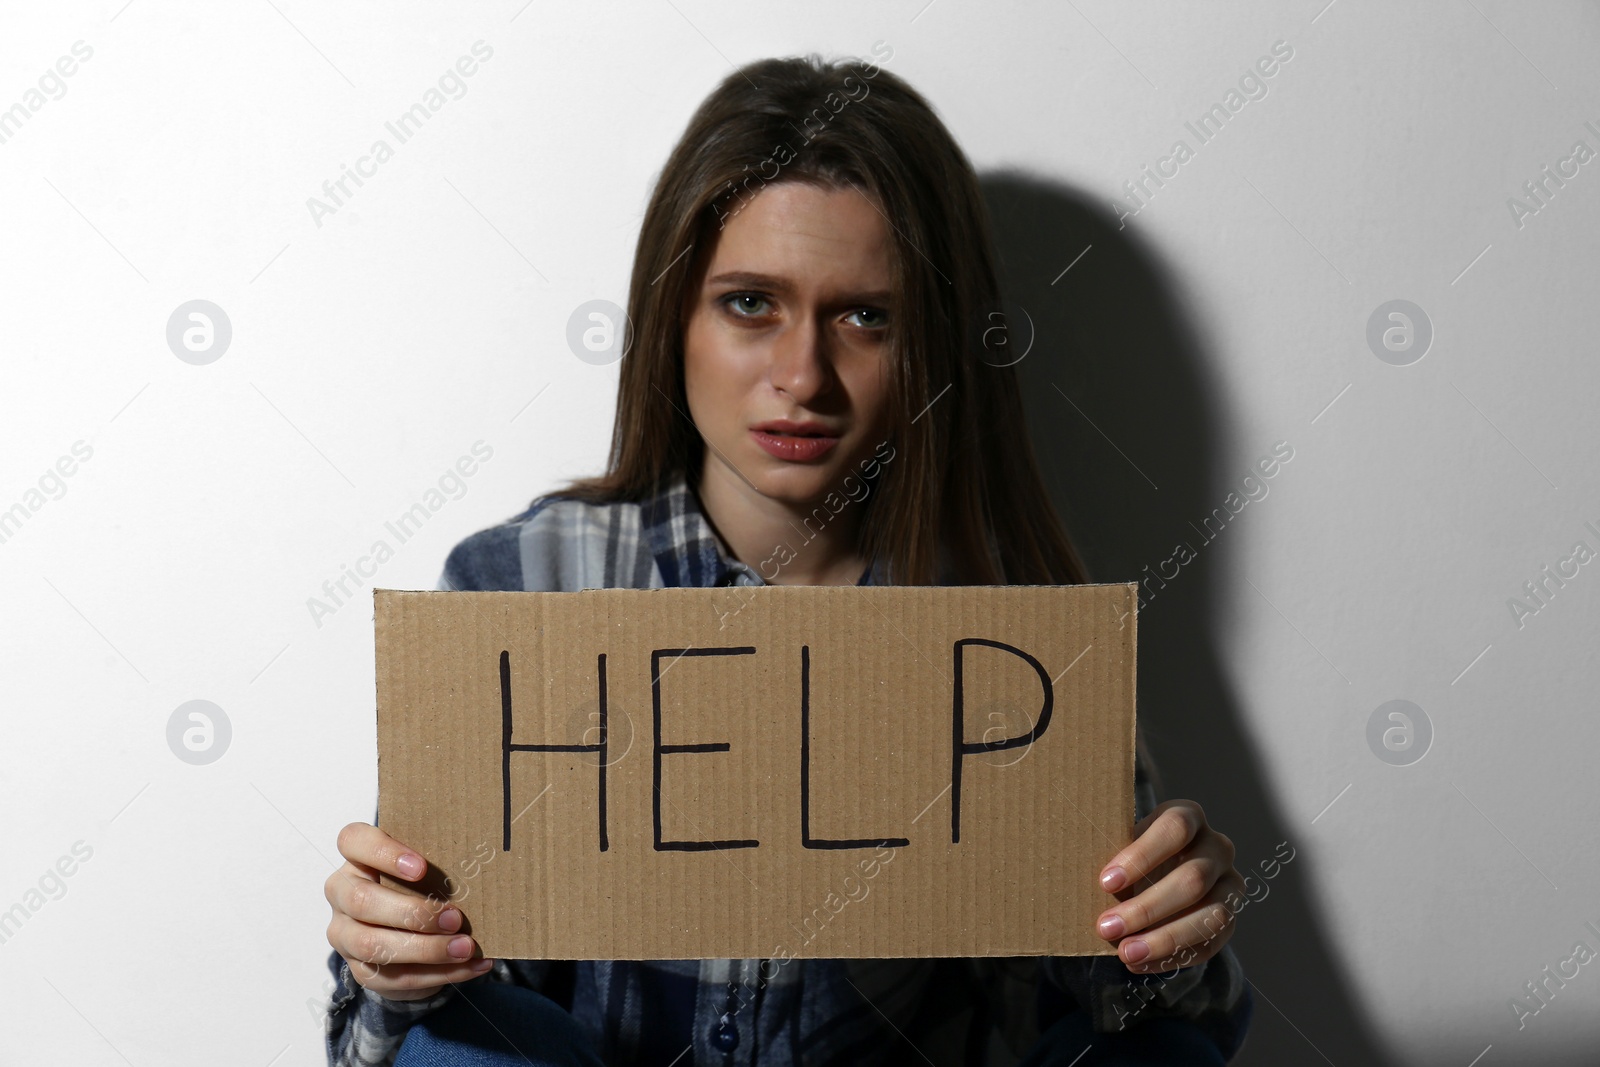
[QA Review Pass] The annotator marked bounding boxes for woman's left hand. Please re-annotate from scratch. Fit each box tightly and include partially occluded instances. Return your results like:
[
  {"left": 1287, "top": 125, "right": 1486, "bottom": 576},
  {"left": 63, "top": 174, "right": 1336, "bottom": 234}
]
[{"left": 1095, "top": 799, "right": 1244, "bottom": 973}]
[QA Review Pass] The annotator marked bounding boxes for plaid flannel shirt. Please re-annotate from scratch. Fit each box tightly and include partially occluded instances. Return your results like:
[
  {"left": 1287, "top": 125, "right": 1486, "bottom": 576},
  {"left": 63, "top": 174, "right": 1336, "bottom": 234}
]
[{"left": 324, "top": 472, "right": 1252, "bottom": 1065}]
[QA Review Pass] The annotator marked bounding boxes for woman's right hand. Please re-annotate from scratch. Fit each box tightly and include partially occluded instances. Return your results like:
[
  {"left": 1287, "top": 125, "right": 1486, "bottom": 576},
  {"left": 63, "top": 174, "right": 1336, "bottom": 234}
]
[{"left": 325, "top": 822, "right": 494, "bottom": 1000}]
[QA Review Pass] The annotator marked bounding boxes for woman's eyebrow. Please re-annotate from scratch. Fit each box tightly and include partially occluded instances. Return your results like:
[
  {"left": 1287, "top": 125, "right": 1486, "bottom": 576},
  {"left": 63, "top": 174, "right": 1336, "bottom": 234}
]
[{"left": 705, "top": 270, "right": 891, "bottom": 304}]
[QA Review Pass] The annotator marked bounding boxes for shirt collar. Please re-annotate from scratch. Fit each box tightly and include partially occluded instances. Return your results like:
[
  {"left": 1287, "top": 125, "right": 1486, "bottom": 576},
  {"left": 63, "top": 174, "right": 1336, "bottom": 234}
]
[{"left": 640, "top": 472, "right": 881, "bottom": 588}]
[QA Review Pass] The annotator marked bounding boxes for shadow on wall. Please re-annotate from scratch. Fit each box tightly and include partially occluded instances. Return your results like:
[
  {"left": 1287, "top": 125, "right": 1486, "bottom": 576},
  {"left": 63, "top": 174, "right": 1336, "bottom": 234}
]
[{"left": 979, "top": 171, "right": 1394, "bottom": 1067}]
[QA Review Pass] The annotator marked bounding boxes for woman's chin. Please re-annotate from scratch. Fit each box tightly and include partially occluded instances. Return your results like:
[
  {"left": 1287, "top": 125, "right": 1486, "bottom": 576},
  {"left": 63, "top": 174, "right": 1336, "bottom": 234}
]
[{"left": 748, "top": 467, "right": 847, "bottom": 509}]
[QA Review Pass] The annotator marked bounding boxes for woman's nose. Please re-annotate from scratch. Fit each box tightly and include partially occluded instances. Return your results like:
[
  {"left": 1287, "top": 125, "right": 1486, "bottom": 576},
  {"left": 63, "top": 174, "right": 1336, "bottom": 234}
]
[{"left": 768, "top": 317, "right": 831, "bottom": 400}]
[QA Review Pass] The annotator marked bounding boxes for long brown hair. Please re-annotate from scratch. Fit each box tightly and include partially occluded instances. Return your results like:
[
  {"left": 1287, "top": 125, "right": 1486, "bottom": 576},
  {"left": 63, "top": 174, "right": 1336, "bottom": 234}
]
[{"left": 556, "top": 52, "right": 1090, "bottom": 587}]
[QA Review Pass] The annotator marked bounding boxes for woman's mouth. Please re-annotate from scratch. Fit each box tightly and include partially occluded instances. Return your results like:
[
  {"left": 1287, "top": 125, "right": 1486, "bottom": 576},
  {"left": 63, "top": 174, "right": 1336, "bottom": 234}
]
[{"left": 750, "top": 426, "right": 841, "bottom": 462}]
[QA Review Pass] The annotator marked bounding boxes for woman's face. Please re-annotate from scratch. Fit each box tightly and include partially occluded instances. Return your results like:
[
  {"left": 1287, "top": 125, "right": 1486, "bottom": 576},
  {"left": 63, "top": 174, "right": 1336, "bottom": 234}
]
[{"left": 682, "top": 180, "right": 894, "bottom": 511}]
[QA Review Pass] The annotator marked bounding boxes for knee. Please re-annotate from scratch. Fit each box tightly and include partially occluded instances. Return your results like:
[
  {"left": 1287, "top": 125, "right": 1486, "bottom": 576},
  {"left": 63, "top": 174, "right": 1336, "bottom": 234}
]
[
  {"left": 1023, "top": 1010, "right": 1228, "bottom": 1067},
  {"left": 395, "top": 981, "right": 603, "bottom": 1067}
]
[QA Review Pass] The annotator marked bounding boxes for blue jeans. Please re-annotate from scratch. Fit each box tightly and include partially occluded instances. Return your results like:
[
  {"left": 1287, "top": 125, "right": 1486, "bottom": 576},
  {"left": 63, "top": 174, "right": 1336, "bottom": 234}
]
[
  {"left": 393, "top": 979, "right": 1227, "bottom": 1066},
  {"left": 393, "top": 980, "right": 603, "bottom": 1067},
  {"left": 1016, "top": 1010, "right": 1228, "bottom": 1066}
]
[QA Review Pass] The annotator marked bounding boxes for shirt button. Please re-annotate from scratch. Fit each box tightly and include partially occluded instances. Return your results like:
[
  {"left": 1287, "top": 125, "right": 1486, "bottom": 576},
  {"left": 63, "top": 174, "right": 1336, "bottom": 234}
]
[{"left": 713, "top": 1016, "right": 740, "bottom": 1052}]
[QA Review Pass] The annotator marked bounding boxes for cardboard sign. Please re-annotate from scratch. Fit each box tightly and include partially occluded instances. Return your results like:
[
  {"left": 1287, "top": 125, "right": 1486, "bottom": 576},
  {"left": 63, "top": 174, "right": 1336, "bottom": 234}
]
[{"left": 374, "top": 584, "right": 1136, "bottom": 960}]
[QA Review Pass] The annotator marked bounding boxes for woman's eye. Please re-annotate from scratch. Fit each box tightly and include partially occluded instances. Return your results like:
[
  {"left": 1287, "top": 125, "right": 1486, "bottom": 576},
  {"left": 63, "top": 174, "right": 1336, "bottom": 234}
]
[
  {"left": 724, "top": 293, "right": 771, "bottom": 317},
  {"left": 720, "top": 295, "right": 887, "bottom": 329}
]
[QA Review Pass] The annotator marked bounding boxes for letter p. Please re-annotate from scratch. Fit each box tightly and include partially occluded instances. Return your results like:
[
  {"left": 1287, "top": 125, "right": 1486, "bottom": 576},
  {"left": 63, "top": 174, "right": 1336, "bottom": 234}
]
[{"left": 950, "top": 638, "right": 1053, "bottom": 843}]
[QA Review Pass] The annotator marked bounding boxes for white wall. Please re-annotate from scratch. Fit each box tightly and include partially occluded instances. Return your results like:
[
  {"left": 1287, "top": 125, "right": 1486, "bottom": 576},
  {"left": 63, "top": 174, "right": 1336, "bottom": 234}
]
[{"left": 2, "top": 2, "right": 1595, "bottom": 1064}]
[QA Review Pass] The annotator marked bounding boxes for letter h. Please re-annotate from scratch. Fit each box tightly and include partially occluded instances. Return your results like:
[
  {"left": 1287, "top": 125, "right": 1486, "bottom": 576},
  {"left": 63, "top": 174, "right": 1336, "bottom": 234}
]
[{"left": 501, "top": 650, "right": 608, "bottom": 852}]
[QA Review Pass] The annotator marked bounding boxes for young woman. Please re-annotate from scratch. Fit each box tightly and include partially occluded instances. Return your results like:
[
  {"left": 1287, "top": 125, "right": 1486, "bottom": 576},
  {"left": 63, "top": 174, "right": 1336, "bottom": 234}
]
[{"left": 324, "top": 53, "right": 1253, "bottom": 1067}]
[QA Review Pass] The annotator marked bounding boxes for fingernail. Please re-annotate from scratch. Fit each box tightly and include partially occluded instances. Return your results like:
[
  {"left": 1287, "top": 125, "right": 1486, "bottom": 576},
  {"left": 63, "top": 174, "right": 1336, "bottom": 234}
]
[
  {"left": 1101, "top": 866, "right": 1126, "bottom": 892},
  {"left": 1098, "top": 914, "right": 1125, "bottom": 939},
  {"left": 471, "top": 958, "right": 493, "bottom": 973},
  {"left": 449, "top": 936, "right": 474, "bottom": 959},
  {"left": 397, "top": 853, "right": 424, "bottom": 879},
  {"left": 1123, "top": 939, "right": 1149, "bottom": 964},
  {"left": 438, "top": 908, "right": 462, "bottom": 932}
]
